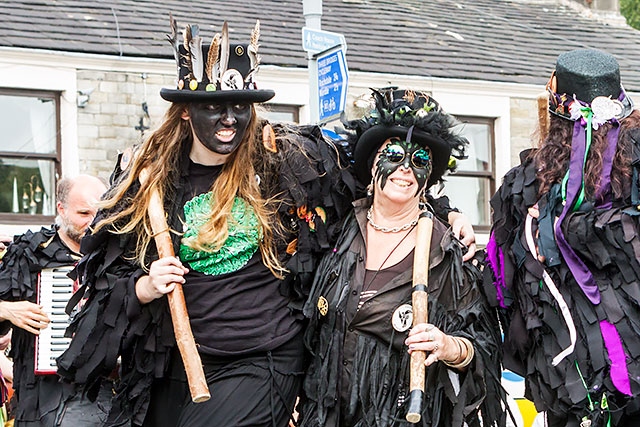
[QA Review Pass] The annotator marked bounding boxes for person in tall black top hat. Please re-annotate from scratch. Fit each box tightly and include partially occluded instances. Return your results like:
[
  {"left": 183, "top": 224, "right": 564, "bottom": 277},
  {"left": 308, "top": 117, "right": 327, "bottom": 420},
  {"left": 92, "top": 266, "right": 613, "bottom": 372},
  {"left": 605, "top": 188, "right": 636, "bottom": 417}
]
[
  {"left": 299, "top": 87, "right": 506, "bottom": 426},
  {"left": 487, "top": 48, "right": 640, "bottom": 426},
  {"left": 56, "top": 17, "right": 354, "bottom": 427}
]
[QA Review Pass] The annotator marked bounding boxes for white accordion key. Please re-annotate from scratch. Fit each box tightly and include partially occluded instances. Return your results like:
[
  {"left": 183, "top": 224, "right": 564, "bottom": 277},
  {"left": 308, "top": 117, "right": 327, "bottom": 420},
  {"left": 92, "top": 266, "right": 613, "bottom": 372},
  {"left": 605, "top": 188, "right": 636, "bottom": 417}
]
[{"left": 35, "top": 266, "right": 75, "bottom": 375}]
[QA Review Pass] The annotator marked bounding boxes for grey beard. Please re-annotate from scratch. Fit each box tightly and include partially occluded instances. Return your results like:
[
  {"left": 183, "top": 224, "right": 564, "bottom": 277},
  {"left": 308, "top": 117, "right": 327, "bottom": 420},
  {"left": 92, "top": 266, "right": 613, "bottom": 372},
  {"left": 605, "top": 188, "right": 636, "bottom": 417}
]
[{"left": 56, "top": 216, "right": 83, "bottom": 245}]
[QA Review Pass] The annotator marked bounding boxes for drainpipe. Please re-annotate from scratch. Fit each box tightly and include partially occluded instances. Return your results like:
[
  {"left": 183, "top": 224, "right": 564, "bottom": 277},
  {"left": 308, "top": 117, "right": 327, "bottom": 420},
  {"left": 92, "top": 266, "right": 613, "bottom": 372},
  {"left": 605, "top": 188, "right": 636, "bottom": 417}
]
[{"left": 303, "top": 0, "right": 322, "bottom": 123}]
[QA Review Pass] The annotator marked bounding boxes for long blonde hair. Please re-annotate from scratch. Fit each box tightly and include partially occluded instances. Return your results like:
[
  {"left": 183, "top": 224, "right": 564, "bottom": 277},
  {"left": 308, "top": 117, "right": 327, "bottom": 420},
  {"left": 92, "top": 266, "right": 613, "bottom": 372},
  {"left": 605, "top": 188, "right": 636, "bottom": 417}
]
[{"left": 95, "top": 102, "right": 285, "bottom": 277}]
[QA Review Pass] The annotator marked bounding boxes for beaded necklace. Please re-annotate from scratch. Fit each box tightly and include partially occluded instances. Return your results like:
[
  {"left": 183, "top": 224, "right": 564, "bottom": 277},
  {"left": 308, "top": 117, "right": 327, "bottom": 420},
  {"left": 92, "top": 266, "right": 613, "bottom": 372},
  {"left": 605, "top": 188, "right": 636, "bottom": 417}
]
[{"left": 366, "top": 207, "right": 419, "bottom": 233}]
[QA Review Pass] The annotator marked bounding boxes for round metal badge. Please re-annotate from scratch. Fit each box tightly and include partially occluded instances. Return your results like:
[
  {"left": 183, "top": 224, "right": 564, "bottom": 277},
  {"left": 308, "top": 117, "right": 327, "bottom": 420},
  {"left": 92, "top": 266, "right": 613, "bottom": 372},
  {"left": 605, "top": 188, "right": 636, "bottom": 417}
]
[
  {"left": 392, "top": 304, "right": 413, "bottom": 332},
  {"left": 221, "top": 69, "right": 244, "bottom": 91},
  {"left": 317, "top": 296, "right": 328, "bottom": 316},
  {"left": 118, "top": 146, "right": 134, "bottom": 171}
]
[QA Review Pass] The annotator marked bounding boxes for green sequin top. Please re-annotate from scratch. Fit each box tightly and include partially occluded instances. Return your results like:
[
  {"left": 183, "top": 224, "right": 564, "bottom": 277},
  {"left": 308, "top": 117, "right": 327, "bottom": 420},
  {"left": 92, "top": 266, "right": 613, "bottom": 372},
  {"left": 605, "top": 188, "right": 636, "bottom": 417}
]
[{"left": 180, "top": 192, "right": 261, "bottom": 276}]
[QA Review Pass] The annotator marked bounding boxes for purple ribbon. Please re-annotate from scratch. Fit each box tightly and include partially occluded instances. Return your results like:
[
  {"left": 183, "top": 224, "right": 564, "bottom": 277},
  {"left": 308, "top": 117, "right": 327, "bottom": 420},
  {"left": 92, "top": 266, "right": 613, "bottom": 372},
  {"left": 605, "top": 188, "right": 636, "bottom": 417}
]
[
  {"left": 600, "top": 320, "right": 632, "bottom": 395},
  {"left": 555, "top": 121, "right": 631, "bottom": 393},
  {"left": 594, "top": 126, "right": 630, "bottom": 396},
  {"left": 554, "top": 121, "right": 601, "bottom": 304},
  {"left": 594, "top": 124, "right": 620, "bottom": 209},
  {"left": 486, "top": 233, "right": 507, "bottom": 308}
]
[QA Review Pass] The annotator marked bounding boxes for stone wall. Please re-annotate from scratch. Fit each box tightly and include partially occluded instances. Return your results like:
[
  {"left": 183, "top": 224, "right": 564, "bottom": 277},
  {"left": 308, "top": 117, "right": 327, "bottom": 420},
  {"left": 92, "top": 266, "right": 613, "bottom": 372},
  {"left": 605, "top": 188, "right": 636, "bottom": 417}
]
[
  {"left": 509, "top": 96, "right": 540, "bottom": 168},
  {"left": 75, "top": 68, "right": 543, "bottom": 186},
  {"left": 76, "top": 70, "right": 173, "bottom": 180}
]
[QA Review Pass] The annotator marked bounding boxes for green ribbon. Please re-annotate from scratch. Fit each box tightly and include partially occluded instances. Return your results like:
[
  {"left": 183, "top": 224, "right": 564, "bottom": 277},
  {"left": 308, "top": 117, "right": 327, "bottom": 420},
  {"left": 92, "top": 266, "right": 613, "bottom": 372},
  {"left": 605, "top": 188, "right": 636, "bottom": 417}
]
[
  {"left": 575, "top": 361, "right": 612, "bottom": 427},
  {"left": 561, "top": 107, "right": 593, "bottom": 212}
]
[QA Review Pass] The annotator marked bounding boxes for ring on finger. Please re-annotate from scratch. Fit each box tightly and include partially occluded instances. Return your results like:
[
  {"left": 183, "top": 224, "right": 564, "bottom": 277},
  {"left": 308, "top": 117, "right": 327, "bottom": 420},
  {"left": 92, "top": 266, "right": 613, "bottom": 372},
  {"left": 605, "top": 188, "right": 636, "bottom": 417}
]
[{"left": 434, "top": 342, "right": 439, "bottom": 352}]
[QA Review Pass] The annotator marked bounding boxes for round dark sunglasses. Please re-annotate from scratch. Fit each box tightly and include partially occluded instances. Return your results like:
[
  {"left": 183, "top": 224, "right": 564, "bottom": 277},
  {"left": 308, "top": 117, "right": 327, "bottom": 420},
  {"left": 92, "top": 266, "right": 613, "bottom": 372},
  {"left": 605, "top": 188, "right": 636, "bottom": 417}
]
[{"left": 381, "top": 143, "right": 432, "bottom": 169}]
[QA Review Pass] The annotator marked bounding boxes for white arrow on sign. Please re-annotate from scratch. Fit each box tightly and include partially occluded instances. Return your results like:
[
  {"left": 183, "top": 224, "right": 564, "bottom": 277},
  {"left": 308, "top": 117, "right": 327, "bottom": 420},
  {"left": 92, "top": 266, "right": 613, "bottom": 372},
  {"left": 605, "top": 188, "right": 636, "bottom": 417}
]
[{"left": 302, "top": 27, "right": 347, "bottom": 53}]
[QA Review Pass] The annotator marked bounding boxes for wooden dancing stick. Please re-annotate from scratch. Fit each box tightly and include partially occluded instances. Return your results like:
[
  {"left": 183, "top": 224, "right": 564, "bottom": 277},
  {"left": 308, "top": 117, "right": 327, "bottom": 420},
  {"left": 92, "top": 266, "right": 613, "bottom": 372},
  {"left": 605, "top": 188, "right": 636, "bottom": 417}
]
[
  {"left": 406, "top": 211, "right": 434, "bottom": 423},
  {"left": 141, "top": 169, "right": 210, "bottom": 403}
]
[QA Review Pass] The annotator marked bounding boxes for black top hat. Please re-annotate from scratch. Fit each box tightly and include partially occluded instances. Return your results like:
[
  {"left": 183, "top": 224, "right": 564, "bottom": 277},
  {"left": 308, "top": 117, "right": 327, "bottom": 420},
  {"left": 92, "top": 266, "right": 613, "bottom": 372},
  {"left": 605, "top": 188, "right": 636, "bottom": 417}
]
[
  {"left": 349, "top": 88, "right": 468, "bottom": 188},
  {"left": 160, "top": 17, "right": 275, "bottom": 104},
  {"left": 548, "top": 48, "right": 633, "bottom": 121}
]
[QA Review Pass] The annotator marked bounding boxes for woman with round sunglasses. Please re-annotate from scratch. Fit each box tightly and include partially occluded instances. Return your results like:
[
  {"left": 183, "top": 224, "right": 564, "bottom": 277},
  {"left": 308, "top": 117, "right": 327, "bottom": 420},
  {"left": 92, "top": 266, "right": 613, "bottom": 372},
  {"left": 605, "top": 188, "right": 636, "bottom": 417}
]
[{"left": 299, "top": 88, "right": 506, "bottom": 427}]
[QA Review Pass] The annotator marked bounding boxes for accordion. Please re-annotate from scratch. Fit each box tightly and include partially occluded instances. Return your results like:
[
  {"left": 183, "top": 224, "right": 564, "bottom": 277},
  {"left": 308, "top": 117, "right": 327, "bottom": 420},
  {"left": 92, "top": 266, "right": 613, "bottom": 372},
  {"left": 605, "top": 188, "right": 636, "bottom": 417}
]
[{"left": 34, "top": 266, "right": 75, "bottom": 375}]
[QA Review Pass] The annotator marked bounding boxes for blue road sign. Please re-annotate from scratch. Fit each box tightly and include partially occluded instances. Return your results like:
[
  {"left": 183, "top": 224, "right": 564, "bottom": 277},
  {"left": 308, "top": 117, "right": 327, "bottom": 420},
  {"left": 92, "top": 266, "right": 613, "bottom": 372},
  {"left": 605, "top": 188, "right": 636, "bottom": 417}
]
[
  {"left": 302, "top": 27, "right": 347, "bottom": 53},
  {"left": 316, "top": 46, "right": 348, "bottom": 123}
]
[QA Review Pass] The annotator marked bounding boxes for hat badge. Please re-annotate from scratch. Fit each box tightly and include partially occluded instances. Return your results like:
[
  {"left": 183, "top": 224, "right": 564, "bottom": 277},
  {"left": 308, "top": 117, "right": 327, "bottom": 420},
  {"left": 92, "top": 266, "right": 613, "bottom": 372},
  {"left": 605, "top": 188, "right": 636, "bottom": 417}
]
[{"left": 317, "top": 296, "right": 329, "bottom": 316}]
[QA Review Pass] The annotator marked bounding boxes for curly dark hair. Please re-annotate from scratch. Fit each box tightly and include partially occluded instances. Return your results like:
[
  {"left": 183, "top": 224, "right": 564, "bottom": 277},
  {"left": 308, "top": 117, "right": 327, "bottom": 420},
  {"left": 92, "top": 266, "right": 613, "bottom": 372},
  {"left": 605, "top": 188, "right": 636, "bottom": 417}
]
[{"left": 533, "top": 109, "right": 640, "bottom": 200}]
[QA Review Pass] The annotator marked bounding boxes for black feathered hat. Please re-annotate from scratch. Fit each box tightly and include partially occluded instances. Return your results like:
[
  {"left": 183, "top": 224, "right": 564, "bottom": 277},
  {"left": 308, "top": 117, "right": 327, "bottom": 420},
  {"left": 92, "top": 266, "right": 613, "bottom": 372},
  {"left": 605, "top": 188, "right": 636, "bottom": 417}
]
[
  {"left": 547, "top": 49, "right": 633, "bottom": 123},
  {"left": 348, "top": 88, "right": 468, "bottom": 188},
  {"left": 160, "top": 16, "right": 275, "bottom": 104}
]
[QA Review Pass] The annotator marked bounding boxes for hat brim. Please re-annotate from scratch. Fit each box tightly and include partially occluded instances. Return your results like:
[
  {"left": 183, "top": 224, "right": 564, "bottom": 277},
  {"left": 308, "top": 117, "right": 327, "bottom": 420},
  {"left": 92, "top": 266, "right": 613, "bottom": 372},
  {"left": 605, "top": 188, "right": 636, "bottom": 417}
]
[
  {"left": 549, "top": 90, "right": 634, "bottom": 121},
  {"left": 160, "top": 88, "right": 275, "bottom": 104},
  {"left": 353, "top": 125, "right": 451, "bottom": 189}
]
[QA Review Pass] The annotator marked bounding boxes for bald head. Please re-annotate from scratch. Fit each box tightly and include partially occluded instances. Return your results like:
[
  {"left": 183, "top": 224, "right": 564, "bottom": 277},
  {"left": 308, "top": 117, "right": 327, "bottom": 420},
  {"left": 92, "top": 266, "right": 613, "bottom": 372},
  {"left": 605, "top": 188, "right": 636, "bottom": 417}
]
[
  {"left": 56, "top": 175, "right": 106, "bottom": 205},
  {"left": 55, "top": 175, "right": 107, "bottom": 252}
]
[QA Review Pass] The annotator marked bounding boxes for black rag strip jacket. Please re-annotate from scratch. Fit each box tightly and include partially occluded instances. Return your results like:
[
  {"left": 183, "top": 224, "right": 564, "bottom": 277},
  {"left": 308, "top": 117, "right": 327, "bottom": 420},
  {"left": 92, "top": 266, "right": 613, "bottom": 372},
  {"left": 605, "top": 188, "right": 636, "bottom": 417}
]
[
  {"left": 55, "top": 124, "right": 356, "bottom": 426},
  {"left": 300, "top": 199, "right": 506, "bottom": 427},
  {"left": 0, "top": 228, "right": 77, "bottom": 423},
  {"left": 485, "top": 134, "right": 640, "bottom": 425}
]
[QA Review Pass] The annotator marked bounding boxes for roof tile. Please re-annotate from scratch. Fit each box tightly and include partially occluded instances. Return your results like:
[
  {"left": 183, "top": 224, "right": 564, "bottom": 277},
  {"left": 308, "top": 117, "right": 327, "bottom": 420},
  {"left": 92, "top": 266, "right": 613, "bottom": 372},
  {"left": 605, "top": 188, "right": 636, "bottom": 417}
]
[{"left": 1, "top": 0, "right": 639, "bottom": 89}]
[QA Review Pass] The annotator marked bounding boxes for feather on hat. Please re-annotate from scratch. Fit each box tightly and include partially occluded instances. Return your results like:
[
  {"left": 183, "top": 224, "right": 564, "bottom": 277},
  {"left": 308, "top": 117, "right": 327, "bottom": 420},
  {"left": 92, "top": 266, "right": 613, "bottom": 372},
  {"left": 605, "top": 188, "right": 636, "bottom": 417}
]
[
  {"left": 160, "top": 17, "right": 274, "bottom": 104},
  {"left": 346, "top": 87, "right": 468, "bottom": 188}
]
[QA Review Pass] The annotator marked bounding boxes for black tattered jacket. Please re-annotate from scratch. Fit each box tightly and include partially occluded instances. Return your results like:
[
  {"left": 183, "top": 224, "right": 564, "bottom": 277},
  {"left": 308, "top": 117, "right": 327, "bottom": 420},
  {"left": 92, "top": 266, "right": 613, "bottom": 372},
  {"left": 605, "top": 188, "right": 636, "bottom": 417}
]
[
  {"left": 56, "top": 124, "right": 355, "bottom": 426},
  {"left": 486, "top": 134, "right": 640, "bottom": 425},
  {"left": 300, "top": 199, "right": 506, "bottom": 427},
  {"left": 0, "top": 227, "right": 79, "bottom": 423}
]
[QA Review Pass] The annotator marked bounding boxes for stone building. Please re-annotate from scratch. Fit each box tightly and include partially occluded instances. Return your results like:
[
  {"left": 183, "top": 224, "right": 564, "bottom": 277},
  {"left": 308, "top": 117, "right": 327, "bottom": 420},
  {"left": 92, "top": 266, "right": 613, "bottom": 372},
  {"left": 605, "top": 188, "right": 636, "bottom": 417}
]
[{"left": 0, "top": 0, "right": 639, "bottom": 243}]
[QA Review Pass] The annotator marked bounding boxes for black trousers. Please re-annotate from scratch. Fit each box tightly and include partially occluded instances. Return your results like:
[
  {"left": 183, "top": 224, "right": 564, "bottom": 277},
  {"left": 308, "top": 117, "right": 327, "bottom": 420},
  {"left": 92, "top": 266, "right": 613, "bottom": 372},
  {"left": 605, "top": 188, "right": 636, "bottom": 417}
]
[{"left": 143, "top": 333, "right": 305, "bottom": 427}]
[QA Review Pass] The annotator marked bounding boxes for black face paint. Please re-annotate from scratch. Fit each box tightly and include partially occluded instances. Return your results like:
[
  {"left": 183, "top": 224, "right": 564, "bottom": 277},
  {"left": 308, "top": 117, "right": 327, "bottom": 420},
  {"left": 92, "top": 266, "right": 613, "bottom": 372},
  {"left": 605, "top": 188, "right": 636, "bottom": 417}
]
[
  {"left": 374, "top": 138, "right": 432, "bottom": 195},
  {"left": 188, "top": 103, "right": 252, "bottom": 155}
]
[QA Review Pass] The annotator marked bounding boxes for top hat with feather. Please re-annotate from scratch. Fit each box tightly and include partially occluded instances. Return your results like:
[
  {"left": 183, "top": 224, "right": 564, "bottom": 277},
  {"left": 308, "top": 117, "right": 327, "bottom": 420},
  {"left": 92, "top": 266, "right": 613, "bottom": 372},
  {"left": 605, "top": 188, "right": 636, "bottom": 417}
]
[
  {"left": 160, "top": 16, "right": 275, "bottom": 104},
  {"left": 348, "top": 88, "right": 468, "bottom": 189}
]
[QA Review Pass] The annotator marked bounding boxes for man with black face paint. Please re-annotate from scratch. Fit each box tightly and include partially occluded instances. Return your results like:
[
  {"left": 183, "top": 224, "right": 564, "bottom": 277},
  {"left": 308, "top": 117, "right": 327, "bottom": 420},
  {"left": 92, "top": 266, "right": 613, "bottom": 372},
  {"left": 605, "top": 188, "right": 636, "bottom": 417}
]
[
  {"left": 299, "top": 88, "right": 506, "bottom": 427},
  {"left": 186, "top": 103, "right": 252, "bottom": 157},
  {"left": 57, "top": 18, "right": 354, "bottom": 427}
]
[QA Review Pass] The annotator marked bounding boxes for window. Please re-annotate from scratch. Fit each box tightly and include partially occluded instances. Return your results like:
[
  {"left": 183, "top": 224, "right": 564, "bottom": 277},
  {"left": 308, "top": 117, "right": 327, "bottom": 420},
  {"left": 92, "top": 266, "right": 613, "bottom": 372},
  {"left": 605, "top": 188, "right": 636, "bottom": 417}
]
[
  {"left": 0, "top": 89, "right": 60, "bottom": 223},
  {"left": 442, "top": 116, "right": 495, "bottom": 231}
]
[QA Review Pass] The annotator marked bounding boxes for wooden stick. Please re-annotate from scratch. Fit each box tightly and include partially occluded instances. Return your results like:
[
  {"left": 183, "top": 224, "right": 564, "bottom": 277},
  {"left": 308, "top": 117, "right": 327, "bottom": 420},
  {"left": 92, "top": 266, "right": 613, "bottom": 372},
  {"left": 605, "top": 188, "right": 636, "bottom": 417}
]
[
  {"left": 406, "top": 211, "right": 434, "bottom": 423},
  {"left": 142, "top": 170, "right": 210, "bottom": 403}
]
